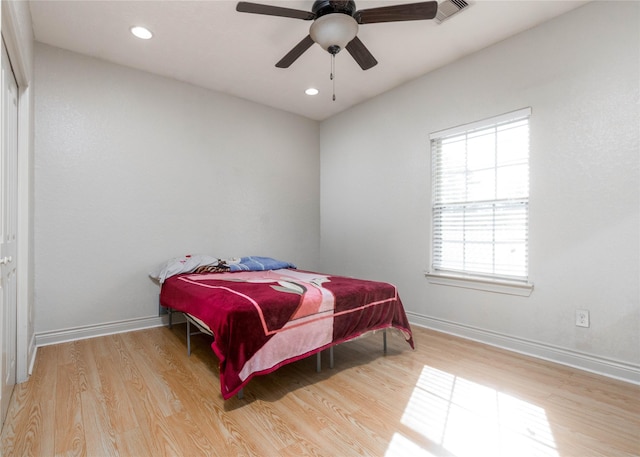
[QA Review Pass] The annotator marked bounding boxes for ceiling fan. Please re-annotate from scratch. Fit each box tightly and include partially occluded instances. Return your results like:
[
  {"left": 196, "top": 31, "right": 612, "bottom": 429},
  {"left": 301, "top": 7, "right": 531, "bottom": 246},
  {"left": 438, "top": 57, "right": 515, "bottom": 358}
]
[{"left": 236, "top": 0, "right": 439, "bottom": 70}]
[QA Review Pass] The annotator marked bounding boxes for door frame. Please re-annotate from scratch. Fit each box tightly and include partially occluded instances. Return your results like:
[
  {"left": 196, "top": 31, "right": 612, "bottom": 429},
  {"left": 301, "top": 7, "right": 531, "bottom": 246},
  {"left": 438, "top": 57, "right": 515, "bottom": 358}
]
[
  {"left": 1, "top": 36, "right": 19, "bottom": 423},
  {"left": 1, "top": 2, "right": 35, "bottom": 383}
]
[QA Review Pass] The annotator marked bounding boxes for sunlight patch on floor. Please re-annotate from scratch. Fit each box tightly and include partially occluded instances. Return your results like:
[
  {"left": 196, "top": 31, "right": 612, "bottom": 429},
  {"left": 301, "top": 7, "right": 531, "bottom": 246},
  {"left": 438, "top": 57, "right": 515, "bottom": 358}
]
[
  {"left": 390, "top": 365, "right": 558, "bottom": 457},
  {"left": 386, "top": 432, "right": 442, "bottom": 457}
]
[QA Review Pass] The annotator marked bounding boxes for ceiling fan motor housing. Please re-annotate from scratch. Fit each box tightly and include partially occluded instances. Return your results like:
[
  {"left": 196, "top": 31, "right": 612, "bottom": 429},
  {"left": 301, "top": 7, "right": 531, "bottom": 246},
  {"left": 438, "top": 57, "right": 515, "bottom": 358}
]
[{"left": 312, "top": 0, "right": 357, "bottom": 18}]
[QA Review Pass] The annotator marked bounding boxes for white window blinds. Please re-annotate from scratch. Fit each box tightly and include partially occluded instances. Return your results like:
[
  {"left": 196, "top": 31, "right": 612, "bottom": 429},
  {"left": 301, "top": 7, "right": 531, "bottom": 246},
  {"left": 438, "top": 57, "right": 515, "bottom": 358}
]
[{"left": 430, "top": 108, "right": 531, "bottom": 281}]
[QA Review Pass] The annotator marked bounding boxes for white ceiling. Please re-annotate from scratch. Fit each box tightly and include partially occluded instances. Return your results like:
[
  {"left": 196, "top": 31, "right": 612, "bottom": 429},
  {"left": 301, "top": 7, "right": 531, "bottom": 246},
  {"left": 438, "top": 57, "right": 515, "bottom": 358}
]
[{"left": 29, "top": 0, "right": 589, "bottom": 121}]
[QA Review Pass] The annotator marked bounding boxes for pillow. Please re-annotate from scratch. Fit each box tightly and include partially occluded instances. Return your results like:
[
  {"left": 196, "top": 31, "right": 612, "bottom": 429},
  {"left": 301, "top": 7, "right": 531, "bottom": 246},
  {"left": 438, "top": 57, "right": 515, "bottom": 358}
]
[
  {"left": 229, "top": 256, "right": 296, "bottom": 272},
  {"left": 149, "top": 254, "right": 220, "bottom": 283}
]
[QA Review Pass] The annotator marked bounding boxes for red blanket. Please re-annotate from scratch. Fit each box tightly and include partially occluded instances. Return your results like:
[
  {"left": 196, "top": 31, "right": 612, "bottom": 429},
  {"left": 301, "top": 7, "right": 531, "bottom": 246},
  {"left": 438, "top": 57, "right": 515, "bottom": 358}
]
[{"left": 160, "top": 269, "right": 414, "bottom": 399}]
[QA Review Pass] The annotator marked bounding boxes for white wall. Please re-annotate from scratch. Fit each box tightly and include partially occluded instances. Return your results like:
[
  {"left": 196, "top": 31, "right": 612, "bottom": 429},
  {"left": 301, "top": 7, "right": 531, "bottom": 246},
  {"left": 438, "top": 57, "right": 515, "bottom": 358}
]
[
  {"left": 320, "top": 2, "right": 639, "bottom": 379},
  {"left": 34, "top": 44, "right": 320, "bottom": 334}
]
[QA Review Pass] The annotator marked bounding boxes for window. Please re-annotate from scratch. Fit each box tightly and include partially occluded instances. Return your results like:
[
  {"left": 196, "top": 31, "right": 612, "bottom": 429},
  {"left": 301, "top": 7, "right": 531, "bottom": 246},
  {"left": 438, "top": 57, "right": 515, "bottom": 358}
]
[{"left": 428, "top": 108, "right": 532, "bottom": 293}]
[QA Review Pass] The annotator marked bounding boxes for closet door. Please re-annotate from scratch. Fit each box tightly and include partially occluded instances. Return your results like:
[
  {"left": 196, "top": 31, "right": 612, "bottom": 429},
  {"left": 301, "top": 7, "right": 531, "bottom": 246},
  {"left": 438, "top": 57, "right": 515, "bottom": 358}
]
[{"left": 0, "top": 38, "right": 18, "bottom": 425}]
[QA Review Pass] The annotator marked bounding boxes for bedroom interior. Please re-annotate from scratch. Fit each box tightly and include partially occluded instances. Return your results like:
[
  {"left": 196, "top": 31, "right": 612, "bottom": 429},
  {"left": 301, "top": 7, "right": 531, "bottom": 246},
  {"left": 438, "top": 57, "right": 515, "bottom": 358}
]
[{"left": 0, "top": 0, "right": 638, "bottom": 456}]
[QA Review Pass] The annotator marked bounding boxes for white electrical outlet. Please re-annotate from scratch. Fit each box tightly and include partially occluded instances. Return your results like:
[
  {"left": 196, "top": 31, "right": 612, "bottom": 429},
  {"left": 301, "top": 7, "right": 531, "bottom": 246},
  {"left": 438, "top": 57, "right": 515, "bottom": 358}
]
[{"left": 576, "top": 309, "right": 590, "bottom": 328}]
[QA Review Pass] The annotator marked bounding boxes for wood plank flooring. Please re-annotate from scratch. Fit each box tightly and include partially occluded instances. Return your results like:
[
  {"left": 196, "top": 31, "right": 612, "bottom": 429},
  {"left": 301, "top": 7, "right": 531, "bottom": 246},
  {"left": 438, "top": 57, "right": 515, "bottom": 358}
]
[{"left": 1, "top": 325, "right": 638, "bottom": 456}]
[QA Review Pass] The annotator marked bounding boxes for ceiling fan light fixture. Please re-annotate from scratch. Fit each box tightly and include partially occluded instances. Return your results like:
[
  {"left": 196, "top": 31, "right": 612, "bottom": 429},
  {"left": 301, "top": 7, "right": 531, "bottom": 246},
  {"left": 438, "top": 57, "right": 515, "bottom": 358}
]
[
  {"left": 309, "top": 13, "right": 358, "bottom": 53},
  {"left": 305, "top": 88, "right": 319, "bottom": 95}
]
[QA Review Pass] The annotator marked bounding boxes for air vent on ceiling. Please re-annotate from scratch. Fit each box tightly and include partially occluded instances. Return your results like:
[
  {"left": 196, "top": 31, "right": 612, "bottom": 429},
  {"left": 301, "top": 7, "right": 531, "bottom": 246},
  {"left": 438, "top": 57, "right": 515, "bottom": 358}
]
[{"left": 434, "top": 0, "right": 470, "bottom": 24}]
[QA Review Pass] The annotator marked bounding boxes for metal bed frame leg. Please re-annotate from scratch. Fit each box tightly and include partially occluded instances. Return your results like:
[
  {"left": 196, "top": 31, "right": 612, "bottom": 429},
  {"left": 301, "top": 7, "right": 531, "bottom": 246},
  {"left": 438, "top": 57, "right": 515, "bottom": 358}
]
[
  {"left": 237, "top": 389, "right": 244, "bottom": 400},
  {"left": 168, "top": 308, "right": 173, "bottom": 328},
  {"left": 317, "top": 347, "right": 335, "bottom": 371},
  {"left": 320, "top": 331, "right": 384, "bottom": 372}
]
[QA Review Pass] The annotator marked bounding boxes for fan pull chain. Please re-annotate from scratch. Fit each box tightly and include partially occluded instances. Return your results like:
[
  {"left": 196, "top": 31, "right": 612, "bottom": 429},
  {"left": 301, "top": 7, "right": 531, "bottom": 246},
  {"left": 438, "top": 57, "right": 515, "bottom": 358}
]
[{"left": 330, "top": 54, "right": 336, "bottom": 102}]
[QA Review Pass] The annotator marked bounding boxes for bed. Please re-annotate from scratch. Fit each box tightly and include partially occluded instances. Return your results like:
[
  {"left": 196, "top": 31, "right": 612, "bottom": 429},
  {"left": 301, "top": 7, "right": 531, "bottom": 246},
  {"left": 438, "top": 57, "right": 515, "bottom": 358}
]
[{"left": 155, "top": 256, "right": 414, "bottom": 399}]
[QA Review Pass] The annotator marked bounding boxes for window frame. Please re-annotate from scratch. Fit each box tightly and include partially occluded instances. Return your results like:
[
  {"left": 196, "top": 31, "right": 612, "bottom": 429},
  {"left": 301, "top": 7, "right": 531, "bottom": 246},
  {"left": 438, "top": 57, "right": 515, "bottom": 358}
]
[{"left": 426, "top": 107, "right": 534, "bottom": 296}]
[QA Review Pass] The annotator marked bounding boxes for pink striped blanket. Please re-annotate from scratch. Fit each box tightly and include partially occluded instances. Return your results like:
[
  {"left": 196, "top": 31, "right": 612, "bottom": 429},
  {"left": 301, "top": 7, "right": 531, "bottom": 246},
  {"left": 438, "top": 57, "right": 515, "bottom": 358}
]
[{"left": 160, "top": 269, "right": 414, "bottom": 399}]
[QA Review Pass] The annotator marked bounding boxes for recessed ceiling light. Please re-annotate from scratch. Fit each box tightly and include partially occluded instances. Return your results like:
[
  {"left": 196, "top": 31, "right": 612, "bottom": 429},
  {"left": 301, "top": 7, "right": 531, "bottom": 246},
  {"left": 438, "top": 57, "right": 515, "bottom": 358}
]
[
  {"left": 130, "top": 26, "right": 153, "bottom": 40},
  {"left": 305, "top": 88, "right": 319, "bottom": 96}
]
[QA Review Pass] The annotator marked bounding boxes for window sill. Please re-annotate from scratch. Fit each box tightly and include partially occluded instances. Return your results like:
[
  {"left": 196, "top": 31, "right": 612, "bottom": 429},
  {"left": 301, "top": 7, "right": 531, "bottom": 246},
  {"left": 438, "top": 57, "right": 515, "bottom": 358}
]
[{"left": 425, "top": 271, "right": 534, "bottom": 297}]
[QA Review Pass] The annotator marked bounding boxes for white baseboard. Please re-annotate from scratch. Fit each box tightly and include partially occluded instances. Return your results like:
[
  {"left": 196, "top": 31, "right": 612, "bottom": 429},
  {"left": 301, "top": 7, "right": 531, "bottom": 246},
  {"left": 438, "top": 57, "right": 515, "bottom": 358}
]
[
  {"left": 27, "top": 334, "right": 37, "bottom": 377},
  {"left": 34, "top": 314, "right": 185, "bottom": 347},
  {"left": 407, "top": 312, "right": 640, "bottom": 386}
]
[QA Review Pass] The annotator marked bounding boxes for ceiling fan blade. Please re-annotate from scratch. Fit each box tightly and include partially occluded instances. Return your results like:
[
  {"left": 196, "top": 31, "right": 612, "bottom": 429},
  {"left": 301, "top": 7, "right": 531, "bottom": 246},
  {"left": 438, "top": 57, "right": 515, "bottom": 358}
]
[
  {"left": 276, "top": 35, "right": 315, "bottom": 68},
  {"left": 236, "top": 2, "right": 315, "bottom": 20},
  {"left": 345, "top": 36, "right": 378, "bottom": 70},
  {"left": 354, "top": 1, "right": 438, "bottom": 24}
]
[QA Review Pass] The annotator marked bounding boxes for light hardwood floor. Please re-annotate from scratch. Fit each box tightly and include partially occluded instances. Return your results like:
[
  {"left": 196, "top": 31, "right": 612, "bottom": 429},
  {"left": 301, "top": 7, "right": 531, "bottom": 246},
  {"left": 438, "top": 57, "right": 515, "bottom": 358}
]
[{"left": 1, "top": 325, "right": 638, "bottom": 456}]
